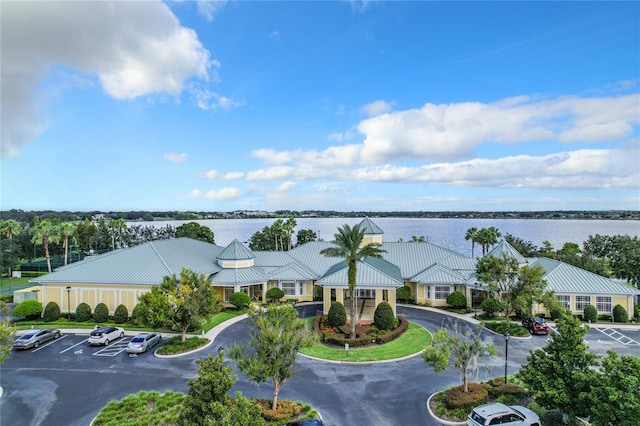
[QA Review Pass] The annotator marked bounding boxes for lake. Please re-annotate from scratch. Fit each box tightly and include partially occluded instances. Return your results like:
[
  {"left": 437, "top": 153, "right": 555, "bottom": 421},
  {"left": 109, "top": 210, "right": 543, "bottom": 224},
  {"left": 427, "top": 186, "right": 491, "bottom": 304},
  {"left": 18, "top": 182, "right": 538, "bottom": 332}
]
[{"left": 133, "top": 217, "right": 640, "bottom": 257}]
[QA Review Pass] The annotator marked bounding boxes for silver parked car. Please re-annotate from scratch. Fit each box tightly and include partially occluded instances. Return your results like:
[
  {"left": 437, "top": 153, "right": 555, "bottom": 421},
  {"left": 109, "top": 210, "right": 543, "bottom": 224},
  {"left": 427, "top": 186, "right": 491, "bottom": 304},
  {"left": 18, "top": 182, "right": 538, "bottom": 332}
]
[
  {"left": 468, "top": 403, "right": 540, "bottom": 426},
  {"left": 125, "top": 332, "right": 161, "bottom": 354},
  {"left": 88, "top": 326, "right": 124, "bottom": 346},
  {"left": 13, "top": 329, "right": 61, "bottom": 349}
]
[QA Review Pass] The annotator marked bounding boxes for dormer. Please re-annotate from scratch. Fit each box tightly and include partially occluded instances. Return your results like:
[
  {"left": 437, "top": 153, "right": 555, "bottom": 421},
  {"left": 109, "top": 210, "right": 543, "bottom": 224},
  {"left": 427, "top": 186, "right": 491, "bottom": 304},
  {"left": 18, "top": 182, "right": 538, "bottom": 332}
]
[
  {"left": 216, "top": 239, "right": 255, "bottom": 268},
  {"left": 358, "top": 217, "right": 383, "bottom": 246}
]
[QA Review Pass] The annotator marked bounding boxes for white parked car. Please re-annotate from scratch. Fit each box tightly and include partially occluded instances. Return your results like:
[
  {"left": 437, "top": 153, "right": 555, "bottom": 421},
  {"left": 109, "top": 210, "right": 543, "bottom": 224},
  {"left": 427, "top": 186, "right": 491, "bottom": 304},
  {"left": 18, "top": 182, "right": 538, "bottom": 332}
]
[
  {"left": 88, "top": 326, "right": 124, "bottom": 346},
  {"left": 468, "top": 402, "right": 540, "bottom": 426}
]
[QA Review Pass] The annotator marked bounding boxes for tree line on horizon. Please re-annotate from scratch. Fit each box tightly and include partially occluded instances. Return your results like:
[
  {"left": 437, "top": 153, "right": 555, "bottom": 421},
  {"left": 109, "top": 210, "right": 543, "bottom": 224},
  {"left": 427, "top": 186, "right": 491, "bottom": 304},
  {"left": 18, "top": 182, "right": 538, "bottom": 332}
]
[{"left": 1, "top": 217, "right": 638, "bottom": 289}]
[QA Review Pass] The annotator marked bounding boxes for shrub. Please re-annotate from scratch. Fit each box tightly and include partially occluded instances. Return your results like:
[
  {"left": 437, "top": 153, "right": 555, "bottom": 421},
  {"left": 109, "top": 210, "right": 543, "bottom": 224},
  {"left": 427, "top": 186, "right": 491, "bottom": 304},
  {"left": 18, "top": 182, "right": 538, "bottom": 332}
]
[
  {"left": 265, "top": 287, "right": 284, "bottom": 302},
  {"left": 42, "top": 301, "right": 61, "bottom": 322},
  {"left": 443, "top": 383, "right": 488, "bottom": 409},
  {"left": 550, "top": 307, "right": 565, "bottom": 320},
  {"left": 480, "top": 298, "right": 500, "bottom": 318},
  {"left": 229, "top": 292, "right": 251, "bottom": 309},
  {"left": 613, "top": 304, "right": 628, "bottom": 323},
  {"left": 375, "top": 316, "right": 409, "bottom": 344},
  {"left": 446, "top": 291, "right": 467, "bottom": 309},
  {"left": 396, "top": 285, "right": 413, "bottom": 303},
  {"left": 583, "top": 304, "right": 598, "bottom": 323},
  {"left": 634, "top": 304, "right": 640, "bottom": 319},
  {"left": 131, "top": 303, "right": 143, "bottom": 325},
  {"left": 93, "top": 303, "right": 109, "bottom": 323},
  {"left": 13, "top": 300, "right": 43, "bottom": 319},
  {"left": 327, "top": 302, "right": 347, "bottom": 327},
  {"left": 314, "top": 285, "right": 323, "bottom": 301},
  {"left": 373, "top": 302, "right": 395, "bottom": 331},
  {"left": 75, "top": 302, "right": 92, "bottom": 322},
  {"left": 113, "top": 304, "right": 128, "bottom": 324}
]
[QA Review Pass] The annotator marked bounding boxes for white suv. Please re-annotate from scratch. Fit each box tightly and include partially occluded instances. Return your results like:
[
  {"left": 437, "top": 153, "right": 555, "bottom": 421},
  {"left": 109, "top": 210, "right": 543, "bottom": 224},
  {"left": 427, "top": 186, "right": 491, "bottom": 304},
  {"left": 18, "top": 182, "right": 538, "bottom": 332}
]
[
  {"left": 88, "top": 326, "right": 125, "bottom": 346},
  {"left": 468, "top": 403, "right": 540, "bottom": 426}
]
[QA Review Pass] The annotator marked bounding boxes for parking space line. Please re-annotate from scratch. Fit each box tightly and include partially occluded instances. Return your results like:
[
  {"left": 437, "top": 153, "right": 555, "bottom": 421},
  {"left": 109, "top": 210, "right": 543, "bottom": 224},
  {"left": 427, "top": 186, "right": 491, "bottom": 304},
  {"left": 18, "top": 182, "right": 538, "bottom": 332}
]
[
  {"left": 594, "top": 328, "right": 639, "bottom": 345},
  {"left": 32, "top": 334, "right": 69, "bottom": 353},
  {"left": 93, "top": 339, "right": 130, "bottom": 357},
  {"left": 60, "top": 337, "right": 89, "bottom": 353}
]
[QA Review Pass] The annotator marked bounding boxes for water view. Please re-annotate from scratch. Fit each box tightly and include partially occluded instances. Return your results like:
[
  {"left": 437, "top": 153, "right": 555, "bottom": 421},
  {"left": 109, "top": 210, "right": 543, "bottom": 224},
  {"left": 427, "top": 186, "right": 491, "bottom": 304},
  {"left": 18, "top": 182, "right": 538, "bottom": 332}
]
[{"left": 135, "top": 217, "right": 640, "bottom": 257}]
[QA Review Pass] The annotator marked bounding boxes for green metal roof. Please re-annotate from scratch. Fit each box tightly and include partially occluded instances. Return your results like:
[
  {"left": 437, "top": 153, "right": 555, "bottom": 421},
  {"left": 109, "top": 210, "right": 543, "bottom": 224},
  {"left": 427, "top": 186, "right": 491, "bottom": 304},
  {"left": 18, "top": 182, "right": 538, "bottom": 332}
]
[
  {"left": 486, "top": 241, "right": 527, "bottom": 264},
  {"left": 411, "top": 264, "right": 468, "bottom": 284},
  {"left": 216, "top": 239, "right": 255, "bottom": 261},
  {"left": 30, "top": 238, "right": 223, "bottom": 285},
  {"left": 317, "top": 256, "right": 403, "bottom": 288},
  {"left": 210, "top": 267, "right": 267, "bottom": 285},
  {"left": 358, "top": 217, "right": 384, "bottom": 235},
  {"left": 530, "top": 257, "right": 640, "bottom": 295}
]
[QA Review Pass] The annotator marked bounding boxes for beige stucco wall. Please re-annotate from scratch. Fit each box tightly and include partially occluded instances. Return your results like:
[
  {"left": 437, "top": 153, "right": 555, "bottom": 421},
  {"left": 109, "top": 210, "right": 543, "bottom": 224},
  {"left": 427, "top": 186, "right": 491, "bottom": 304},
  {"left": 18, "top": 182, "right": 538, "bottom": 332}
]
[
  {"left": 42, "top": 283, "right": 152, "bottom": 314},
  {"left": 533, "top": 294, "right": 636, "bottom": 320}
]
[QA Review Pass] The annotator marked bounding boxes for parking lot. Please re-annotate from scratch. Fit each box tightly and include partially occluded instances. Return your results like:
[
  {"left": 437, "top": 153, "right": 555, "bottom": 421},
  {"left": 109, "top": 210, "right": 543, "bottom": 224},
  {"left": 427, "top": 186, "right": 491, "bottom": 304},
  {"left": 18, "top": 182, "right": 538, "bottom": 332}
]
[
  {"left": 1, "top": 308, "right": 638, "bottom": 426},
  {"left": 9, "top": 332, "right": 163, "bottom": 359}
]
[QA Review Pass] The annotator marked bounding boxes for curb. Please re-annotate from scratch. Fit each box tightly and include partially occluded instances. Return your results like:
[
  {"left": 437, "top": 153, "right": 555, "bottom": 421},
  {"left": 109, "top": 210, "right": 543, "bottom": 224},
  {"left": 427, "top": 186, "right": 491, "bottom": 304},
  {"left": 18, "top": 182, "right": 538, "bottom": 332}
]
[{"left": 425, "top": 392, "right": 466, "bottom": 426}]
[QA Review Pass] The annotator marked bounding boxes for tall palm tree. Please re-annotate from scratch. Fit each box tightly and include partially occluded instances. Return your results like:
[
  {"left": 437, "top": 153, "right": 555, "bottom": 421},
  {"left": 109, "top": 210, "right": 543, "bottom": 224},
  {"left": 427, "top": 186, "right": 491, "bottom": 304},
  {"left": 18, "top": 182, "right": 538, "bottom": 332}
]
[
  {"left": 31, "top": 218, "right": 61, "bottom": 273},
  {"left": 108, "top": 218, "right": 127, "bottom": 250},
  {"left": 465, "top": 227, "right": 479, "bottom": 258},
  {"left": 320, "top": 224, "right": 386, "bottom": 338},
  {"left": 60, "top": 222, "right": 77, "bottom": 266},
  {"left": 283, "top": 216, "right": 297, "bottom": 251}
]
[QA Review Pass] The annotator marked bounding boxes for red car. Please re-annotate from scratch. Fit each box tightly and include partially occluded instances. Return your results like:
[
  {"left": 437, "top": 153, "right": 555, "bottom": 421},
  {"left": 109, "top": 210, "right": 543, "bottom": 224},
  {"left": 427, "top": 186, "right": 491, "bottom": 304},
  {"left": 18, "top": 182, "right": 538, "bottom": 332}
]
[{"left": 521, "top": 317, "right": 550, "bottom": 335}]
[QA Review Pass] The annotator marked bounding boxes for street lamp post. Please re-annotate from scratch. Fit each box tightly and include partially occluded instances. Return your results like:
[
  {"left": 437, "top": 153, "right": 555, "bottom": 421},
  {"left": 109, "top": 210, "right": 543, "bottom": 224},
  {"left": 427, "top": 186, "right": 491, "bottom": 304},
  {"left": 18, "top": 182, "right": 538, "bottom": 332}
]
[
  {"left": 474, "top": 284, "right": 478, "bottom": 318},
  {"left": 504, "top": 332, "right": 510, "bottom": 383},
  {"left": 66, "top": 286, "right": 71, "bottom": 322}
]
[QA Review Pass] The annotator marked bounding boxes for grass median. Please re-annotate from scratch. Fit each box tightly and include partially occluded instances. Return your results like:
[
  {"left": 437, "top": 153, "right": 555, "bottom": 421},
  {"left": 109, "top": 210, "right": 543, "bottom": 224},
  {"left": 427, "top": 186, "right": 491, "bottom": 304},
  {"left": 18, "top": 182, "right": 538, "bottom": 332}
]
[{"left": 300, "top": 321, "right": 431, "bottom": 362}]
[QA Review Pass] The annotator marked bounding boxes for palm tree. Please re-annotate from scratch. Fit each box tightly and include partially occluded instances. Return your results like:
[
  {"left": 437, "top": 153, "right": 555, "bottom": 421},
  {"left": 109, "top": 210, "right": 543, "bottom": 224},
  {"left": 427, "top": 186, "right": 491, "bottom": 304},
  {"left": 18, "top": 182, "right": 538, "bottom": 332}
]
[
  {"left": 0, "top": 219, "right": 21, "bottom": 240},
  {"left": 60, "top": 222, "right": 77, "bottom": 266},
  {"left": 283, "top": 217, "right": 297, "bottom": 251},
  {"left": 320, "top": 224, "right": 386, "bottom": 338},
  {"left": 465, "top": 227, "right": 479, "bottom": 257},
  {"left": 108, "top": 218, "right": 127, "bottom": 250},
  {"left": 272, "top": 219, "right": 284, "bottom": 251},
  {"left": 31, "top": 218, "right": 61, "bottom": 273}
]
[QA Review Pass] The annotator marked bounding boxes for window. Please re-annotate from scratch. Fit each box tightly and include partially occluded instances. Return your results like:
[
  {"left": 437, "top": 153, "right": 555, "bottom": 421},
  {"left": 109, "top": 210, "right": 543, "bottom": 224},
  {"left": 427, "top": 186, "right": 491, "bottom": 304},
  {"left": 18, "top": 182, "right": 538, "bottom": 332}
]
[
  {"left": 425, "top": 285, "right": 431, "bottom": 300},
  {"left": 556, "top": 295, "right": 570, "bottom": 310},
  {"left": 224, "top": 288, "right": 234, "bottom": 302},
  {"left": 281, "top": 282, "right": 296, "bottom": 296},
  {"left": 435, "top": 286, "right": 451, "bottom": 300},
  {"left": 596, "top": 296, "right": 612, "bottom": 313},
  {"left": 575, "top": 296, "right": 591, "bottom": 311},
  {"left": 297, "top": 282, "right": 306, "bottom": 296}
]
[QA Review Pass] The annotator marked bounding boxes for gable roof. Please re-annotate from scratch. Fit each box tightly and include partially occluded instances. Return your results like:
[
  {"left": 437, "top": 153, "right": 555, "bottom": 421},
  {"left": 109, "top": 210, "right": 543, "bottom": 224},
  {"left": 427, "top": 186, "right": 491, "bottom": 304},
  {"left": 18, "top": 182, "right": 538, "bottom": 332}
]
[
  {"left": 31, "top": 238, "right": 223, "bottom": 285},
  {"left": 411, "top": 263, "right": 468, "bottom": 284},
  {"left": 317, "top": 256, "right": 403, "bottom": 287},
  {"left": 530, "top": 257, "right": 640, "bottom": 295},
  {"left": 210, "top": 267, "right": 267, "bottom": 285}
]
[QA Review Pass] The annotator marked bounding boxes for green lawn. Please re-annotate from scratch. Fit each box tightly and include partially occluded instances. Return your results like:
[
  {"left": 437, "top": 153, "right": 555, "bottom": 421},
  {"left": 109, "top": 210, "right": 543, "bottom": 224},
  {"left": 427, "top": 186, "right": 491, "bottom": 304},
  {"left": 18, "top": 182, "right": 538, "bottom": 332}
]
[
  {"left": 300, "top": 322, "right": 431, "bottom": 362},
  {"left": 200, "top": 309, "right": 246, "bottom": 332}
]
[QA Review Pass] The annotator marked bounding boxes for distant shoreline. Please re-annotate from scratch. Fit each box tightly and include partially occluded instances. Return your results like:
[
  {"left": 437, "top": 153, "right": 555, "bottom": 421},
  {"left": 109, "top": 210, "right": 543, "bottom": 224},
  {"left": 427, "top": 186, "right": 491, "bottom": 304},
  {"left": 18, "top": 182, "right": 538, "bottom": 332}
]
[{"left": 2, "top": 209, "right": 639, "bottom": 223}]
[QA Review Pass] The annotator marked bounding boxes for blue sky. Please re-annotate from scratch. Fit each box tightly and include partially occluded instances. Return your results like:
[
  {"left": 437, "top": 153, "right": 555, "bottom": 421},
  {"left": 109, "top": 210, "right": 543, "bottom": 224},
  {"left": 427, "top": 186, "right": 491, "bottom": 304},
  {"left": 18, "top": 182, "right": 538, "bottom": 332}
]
[{"left": 2, "top": 1, "right": 639, "bottom": 212}]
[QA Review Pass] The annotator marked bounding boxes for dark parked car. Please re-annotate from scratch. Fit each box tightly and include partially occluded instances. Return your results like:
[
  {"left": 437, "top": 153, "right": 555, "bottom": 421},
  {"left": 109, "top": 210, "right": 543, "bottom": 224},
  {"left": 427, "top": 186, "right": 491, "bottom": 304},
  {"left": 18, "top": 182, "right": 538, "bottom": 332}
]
[
  {"left": 521, "top": 317, "right": 550, "bottom": 335},
  {"left": 126, "top": 332, "right": 161, "bottom": 354},
  {"left": 13, "top": 329, "right": 61, "bottom": 349},
  {"left": 285, "top": 420, "right": 324, "bottom": 426}
]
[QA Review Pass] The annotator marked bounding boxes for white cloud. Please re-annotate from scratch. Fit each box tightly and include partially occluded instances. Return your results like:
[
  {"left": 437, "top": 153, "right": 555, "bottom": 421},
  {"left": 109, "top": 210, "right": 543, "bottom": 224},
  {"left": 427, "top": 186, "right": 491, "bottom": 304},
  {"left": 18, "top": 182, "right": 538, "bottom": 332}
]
[
  {"left": 276, "top": 181, "right": 297, "bottom": 192},
  {"left": 361, "top": 100, "right": 394, "bottom": 117},
  {"left": 205, "top": 187, "right": 241, "bottom": 200},
  {"left": 192, "top": 87, "right": 245, "bottom": 111},
  {"left": 199, "top": 170, "right": 245, "bottom": 180},
  {"left": 1, "top": 0, "right": 213, "bottom": 158},
  {"left": 197, "top": 0, "right": 227, "bottom": 22},
  {"left": 180, "top": 187, "right": 241, "bottom": 201},
  {"left": 164, "top": 153, "right": 187, "bottom": 163},
  {"left": 179, "top": 189, "right": 203, "bottom": 199}
]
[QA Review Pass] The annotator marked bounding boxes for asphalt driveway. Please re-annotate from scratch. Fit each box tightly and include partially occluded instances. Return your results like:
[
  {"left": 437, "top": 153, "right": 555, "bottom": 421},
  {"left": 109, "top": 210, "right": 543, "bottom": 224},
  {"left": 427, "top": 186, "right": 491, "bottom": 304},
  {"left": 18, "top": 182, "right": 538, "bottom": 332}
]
[{"left": 1, "top": 305, "right": 637, "bottom": 426}]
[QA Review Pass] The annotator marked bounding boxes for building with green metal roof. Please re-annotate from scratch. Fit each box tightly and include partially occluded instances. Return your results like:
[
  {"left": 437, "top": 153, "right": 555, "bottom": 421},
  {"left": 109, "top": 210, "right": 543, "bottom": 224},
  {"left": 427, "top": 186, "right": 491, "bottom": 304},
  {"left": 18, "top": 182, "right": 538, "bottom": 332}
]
[{"left": 28, "top": 218, "right": 638, "bottom": 322}]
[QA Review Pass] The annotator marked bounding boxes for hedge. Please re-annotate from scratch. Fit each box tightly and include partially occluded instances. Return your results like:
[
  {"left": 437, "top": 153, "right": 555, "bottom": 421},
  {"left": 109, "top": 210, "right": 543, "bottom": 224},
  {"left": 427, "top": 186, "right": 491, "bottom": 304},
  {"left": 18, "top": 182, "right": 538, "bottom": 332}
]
[
  {"left": 375, "top": 316, "right": 409, "bottom": 344},
  {"left": 94, "top": 303, "right": 109, "bottom": 323},
  {"left": 13, "top": 300, "right": 43, "bottom": 319},
  {"left": 76, "top": 302, "right": 92, "bottom": 322},
  {"left": 113, "top": 304, "right": 129, "bottom": 324}
]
